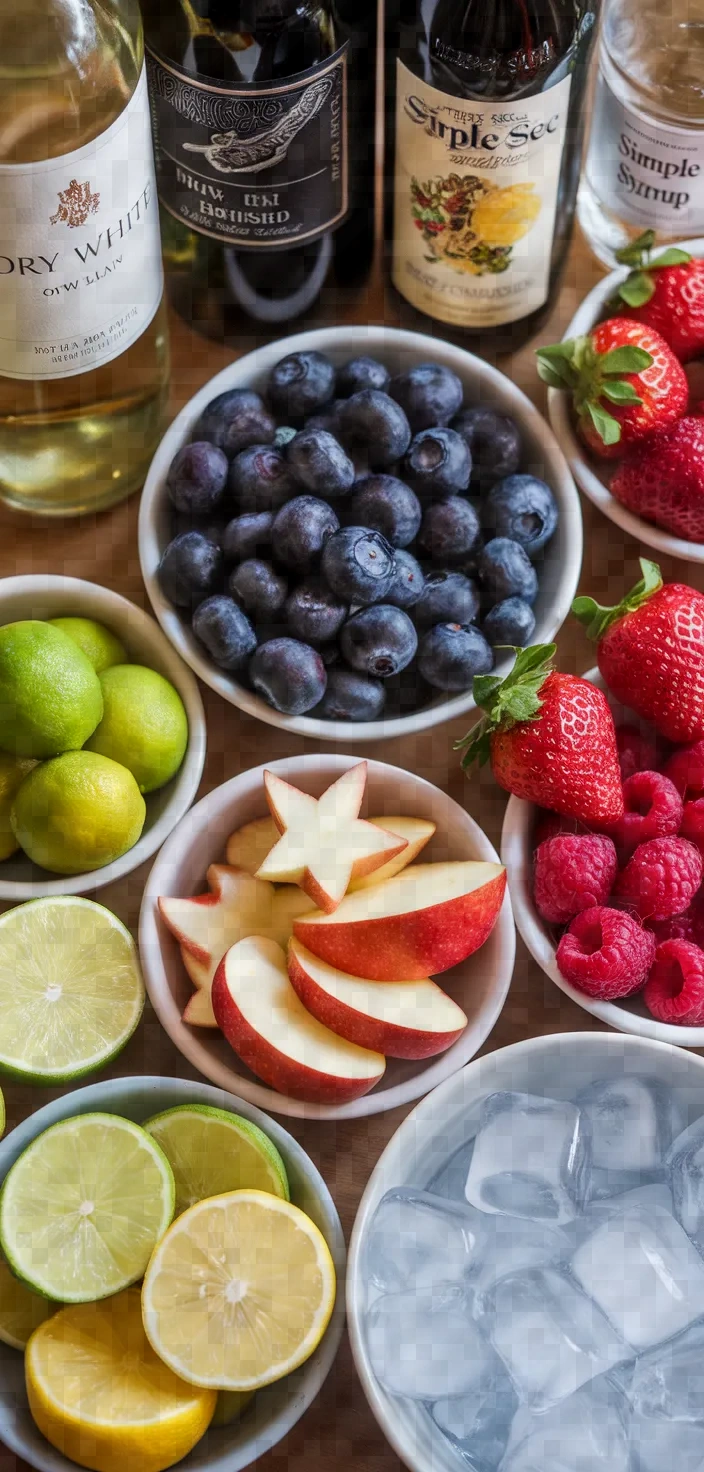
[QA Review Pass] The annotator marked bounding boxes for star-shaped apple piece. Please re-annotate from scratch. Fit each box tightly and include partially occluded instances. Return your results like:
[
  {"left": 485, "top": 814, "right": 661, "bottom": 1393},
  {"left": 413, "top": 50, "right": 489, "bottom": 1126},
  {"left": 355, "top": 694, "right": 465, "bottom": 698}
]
[{"left": 256, "top": 763, "right": 408, "bottom": 913}]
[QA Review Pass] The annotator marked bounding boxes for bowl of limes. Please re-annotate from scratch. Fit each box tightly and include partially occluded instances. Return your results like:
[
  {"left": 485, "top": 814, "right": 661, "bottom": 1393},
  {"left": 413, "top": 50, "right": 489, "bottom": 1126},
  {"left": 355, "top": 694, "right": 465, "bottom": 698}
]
[
  {"left": 0, "top": 1072, "right": 345, "bottom": 1472},
  {"left": 0, "top": 576, "right": 206, "bottom": 899}
]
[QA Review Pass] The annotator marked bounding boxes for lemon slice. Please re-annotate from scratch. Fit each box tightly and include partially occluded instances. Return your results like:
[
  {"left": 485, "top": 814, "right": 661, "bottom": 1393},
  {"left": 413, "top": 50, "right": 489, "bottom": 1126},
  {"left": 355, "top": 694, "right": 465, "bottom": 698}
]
[
  {"left": 0, "top": 1258, "right": 55, "bottom": 1350},
  {"left": 25, "top": 1288, "right": 215, "bottom": 1472},
  {"left": 0, "top": 898, "right": 144, "bottom": 1084},
  {"left": 143, "top": 1104, "right": 289, "bottom": 1216},
  {"left": 0, "top": 1113, "right": 175, "bottom": 1302},
  {"left": 212, "top": 1389, "right": 255, "bottom": 1427},
  {"left": 142, "top": 1189, "right": 336, "bottom": 1390}
]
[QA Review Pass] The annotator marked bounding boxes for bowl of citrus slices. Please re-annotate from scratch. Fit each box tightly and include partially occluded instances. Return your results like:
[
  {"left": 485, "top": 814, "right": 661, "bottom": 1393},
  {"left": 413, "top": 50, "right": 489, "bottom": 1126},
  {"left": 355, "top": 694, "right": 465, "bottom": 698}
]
[{"left": 0, "top": 1073, "right": 345, "bottom": 1472}]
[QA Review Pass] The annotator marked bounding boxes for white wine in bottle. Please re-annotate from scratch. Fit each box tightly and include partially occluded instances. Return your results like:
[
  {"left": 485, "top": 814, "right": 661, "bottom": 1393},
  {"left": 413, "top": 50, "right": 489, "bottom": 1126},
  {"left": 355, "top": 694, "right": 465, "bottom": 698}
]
[{"left": 0, "top": 0, "right": 169, "bottom": 516}]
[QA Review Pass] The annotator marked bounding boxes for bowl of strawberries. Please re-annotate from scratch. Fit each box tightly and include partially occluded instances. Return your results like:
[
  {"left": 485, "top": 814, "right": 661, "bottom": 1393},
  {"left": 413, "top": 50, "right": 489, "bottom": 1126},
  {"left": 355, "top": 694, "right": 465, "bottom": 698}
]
[
  {"left": 542, "top": 233, "right": 704, "bottom": 559},
  {"left": 484, "top": 560, "right": 704, "bottom": 1044}
]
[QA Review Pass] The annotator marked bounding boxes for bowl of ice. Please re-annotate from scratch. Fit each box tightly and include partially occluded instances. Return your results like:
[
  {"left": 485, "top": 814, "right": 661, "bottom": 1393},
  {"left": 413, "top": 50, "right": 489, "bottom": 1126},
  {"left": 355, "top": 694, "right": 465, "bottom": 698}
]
[{"left": 346, "top": 1032, "right": 704, "bottom": 1472}]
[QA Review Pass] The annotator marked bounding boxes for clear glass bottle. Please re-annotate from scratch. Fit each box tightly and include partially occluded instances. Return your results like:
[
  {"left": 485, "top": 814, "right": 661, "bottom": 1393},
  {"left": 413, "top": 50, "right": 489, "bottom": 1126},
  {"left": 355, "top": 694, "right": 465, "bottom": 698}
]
[
  {"left": 0, "top": 0, "right": 169, "bottom": 516},
  {"left": 578, "top": 0, "right": 704, "bottom": 266}
]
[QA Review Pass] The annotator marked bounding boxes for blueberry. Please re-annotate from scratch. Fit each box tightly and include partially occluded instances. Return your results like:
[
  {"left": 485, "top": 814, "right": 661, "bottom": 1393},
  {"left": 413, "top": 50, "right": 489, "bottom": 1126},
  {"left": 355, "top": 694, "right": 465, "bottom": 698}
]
[
  {"left": 285, "top": 578, "right": 347, "bottom": 644},
  {"left": 418, "top": 623, "right": 495, "bottom": 692},
  {"left": 390, "top": 363, "right": 463, "bottom": 432},
  {"left": 166, "top": 441, "right": 228, "bottom": 516},
  {"left": 336, "top": 356, "right": 390, "bottom": 397},
  {"left": 228, "top": 559, "right": 287, "bottom": 619},
  {"left": 418, "top": 497, "right": 481, "bottom": 564},
  {"left": 304, "top": 400, "right": 346, "bottom": 435},
  {"left": 483, "top": 597, "right": 536, "bottom": 647},
  {"left": 340, "top": 605, "right": 418, "bottom": 678},
  {"left": 286, "top": 428, "right": 355, "bottom": 498},
  {"left": 229, "top": 445, "right": 300, "bottom": 513},
  {"left": 338, "top": 390, "right": 411, "bottom": 467},
  {"left": 158, "top": 532, "right": 223, "bottom": 610},
  {"left": 414, "top": 570, "right": 480, "bottom": 629},
  {"left": 191, "top": 388, "right": 276, "bottom": 454},
  {"left": 383, "top": 669, "right": 434, "bottom": 717},
  {"left": 479, "top": 538, "right": 539, "bottom": 606},
  {"left": 267, "top": 351, "right": 335, "bottom": 420},
  {"left": 386, "top": 550, "right": 425, "bottom": 608},
  {"left": 321, "top": 526, "right": 396, "bottom": 604},
  {"left": 271, "top": 496, "right": 340, "bottom": 571},
  {"left": 250, "top": 637, "right": 327, "bottom": 715},
  {"left": 222, "top": 511, "right": 273, "bottom": 563},
  {"left": 171, "top": 513, "right": 223, "bottom": 544},
  {"left": 313, "top": 668, "right": 386, "bottom": 722},
  {"left": 319, "top": 642, "right": 341, "bottom": 668},
  {"left": 403, "top": 428, "right": 471, "bottom": 500},
  {"left": 350, "top": 474, "right": 421, "bottom": 548},
  {"left": 452, "top": 406, "right": 521, "bottom": 489},
  {"left": 483, "top": 474, "right": 558, "bottom": 559},
  {"left": 192, "top": 595, "right": 257, "bottom": 670}
]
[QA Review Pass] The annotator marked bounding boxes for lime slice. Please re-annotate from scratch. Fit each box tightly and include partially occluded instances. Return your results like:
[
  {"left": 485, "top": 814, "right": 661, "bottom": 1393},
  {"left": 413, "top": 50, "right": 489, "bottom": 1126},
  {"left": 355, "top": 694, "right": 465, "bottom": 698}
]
[
  {"left": 0, "top": 897, "right": 144, "bottom": 1084},
  {"left": 0, "top": 1257, "right": 55, "bottom": 1350},
  {"left": 143, "top": 1104, "right": 289, "bottom": 1216},
  {"left": 0, "top": 1113, "right": 175, "bottom": 1302},
  {"left": 142, "top": 1189, "right": 336, "bottom": 1390}
]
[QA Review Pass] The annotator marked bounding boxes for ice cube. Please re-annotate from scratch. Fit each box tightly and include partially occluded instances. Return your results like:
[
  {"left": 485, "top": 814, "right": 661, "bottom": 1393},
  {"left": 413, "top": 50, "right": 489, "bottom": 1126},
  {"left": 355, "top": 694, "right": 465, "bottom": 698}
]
[
  {"left": 631, "top": 1320, "right": 704, "bottom": 1422},
  {"left": 427, "top": 1137, "right": 476, "bottom": 1202},
  {"left": 465, "top": 1092, "right": 590, "bottom": 1225},
  {"left": 669, "top": 1117, "right": 704, "bottom": 1254},
  {"left": 431, "top": 1372, "right": 517, "bottom": 1471},
  {"left": 572, "top": 1202, "right": 704, "bottom": 1351},
  {"left": 500, "top": 1374, "right": 631, "bottom": 1471},
  {"left": 588, "top": 1167, "right": 667, "bottom": 1203},
  {"left": 630, "top": 1414, "right": 704, "bottom": 1472},
  {"left": 577, "top": 1076, "right": 682, "bottom": 1174},
  {"left": 471, "top": 1214, "right": 569, "bottom": 1293},
  {"left": 366, "top": 1283, "right": 501, "bottom": 1401},
  {"left": 364, "top": 1188, "right": 484, "bottom": 1293},
  {"left": 479, "top": 1266, "right": 629, "bottom": 1410}
]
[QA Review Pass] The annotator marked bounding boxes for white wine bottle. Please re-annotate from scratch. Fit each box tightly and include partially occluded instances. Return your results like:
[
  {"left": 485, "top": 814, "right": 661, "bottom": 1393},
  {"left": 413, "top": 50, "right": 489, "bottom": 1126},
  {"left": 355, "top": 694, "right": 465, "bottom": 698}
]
[{"left": 0, "top": 0, "right": 169, "bottom": 516}]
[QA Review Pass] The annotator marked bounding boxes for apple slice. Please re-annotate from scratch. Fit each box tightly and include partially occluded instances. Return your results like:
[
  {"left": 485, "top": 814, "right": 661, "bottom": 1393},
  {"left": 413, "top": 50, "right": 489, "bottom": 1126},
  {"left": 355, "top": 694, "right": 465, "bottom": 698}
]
[
  {"left": 293, "top": 860, "right": 506, "bottom": 981},
  {"left": 182, "top": 988, "right": 218, "bottom": 1028},
  {"left": 288, "top": 939, "right": 467, "bottom": 1058},
  {"left": 256, "top": 763, "right": 407, "bottom": 913},
  {"left": 212, "top": 937, "right": 386, "bottom": 1104},
  {"left": 348, "top": 815, "right": 436, "bottom": 891},
  {"left": 159, "top": 864, "right": 315, "bottom": 972},
  {"left": 181, "top": 948, "right": 212, "bottom": 992},
  {"left": 225, "top": 816, "right": 279, "bottom": 874}
]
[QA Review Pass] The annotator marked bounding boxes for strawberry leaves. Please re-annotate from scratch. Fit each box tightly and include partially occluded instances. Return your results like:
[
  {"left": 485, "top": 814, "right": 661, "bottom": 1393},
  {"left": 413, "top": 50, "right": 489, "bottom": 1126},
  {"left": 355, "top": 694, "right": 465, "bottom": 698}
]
[
  {"left": 572, "top": 557, "right": 663, "bottom": 641},
  {"left": 614, "top": 229, "right": 692, "bottom": 308},
  {"left": 455, "top": 644, "right": 556, "bottom": 770},
  {"left": 536, "top": 332, "right": 653, "bottom": 446}
]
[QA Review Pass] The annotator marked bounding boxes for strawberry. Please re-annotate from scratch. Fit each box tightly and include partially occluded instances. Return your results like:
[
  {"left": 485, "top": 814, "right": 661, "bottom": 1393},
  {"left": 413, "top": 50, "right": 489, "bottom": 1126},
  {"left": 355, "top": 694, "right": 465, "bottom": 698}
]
[
  {"left": 613, "top": 230, "right": 704, "bottom": 363},
  {"left": 536, "top": 317, "right": 688, "bottom": 459},
  {"left": 573, "top": 558, "right": 704, "bottom": 744},
  {"left": 611, "top": 415, "right": 704, "bottom": 543},
  {"left": 456, "top": 645, "right": 624, "bottom": 826}
]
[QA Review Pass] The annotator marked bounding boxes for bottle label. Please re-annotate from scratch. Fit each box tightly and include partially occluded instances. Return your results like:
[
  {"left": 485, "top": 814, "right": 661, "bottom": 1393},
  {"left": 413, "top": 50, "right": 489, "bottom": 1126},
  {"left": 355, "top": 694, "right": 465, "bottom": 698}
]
[
  {"left": 586, "top": 66, "right": 704, "bottom": 235},
  {"left": 145, "top": 44, "right": 348, "bottom": 250},
  {"left": 0, "top": 65, "right": 163, "bottom": 382},
  {"left": 393, "top": 60, "right": 572, "bottom": 328}
]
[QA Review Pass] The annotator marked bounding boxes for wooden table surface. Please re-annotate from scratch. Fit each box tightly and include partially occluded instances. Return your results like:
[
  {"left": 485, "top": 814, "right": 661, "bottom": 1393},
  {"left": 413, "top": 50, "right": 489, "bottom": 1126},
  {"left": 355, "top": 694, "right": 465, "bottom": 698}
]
[{"left": 2, "top": 232, "right": 702, "bottom": 1472}]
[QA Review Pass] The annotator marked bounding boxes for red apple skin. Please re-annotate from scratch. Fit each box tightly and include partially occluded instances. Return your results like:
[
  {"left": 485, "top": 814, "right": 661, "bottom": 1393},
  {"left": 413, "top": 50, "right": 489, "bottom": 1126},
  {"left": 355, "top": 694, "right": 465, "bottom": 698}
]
[
  {"left": 293, "top": 870, "right": 507, "bottom": 981},
  {"left": 287, "top": 947, "right": 466, "bottom": 1059},
  {"left": 211, "top": 959, "right": 384, "bottom": 1104}
]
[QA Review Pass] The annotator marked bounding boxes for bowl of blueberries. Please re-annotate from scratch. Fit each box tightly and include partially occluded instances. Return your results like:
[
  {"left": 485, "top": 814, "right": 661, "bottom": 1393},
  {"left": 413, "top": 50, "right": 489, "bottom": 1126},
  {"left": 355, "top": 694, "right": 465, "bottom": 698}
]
[{"left": 139, "top": 327, "right": 582, "bottom": 738}]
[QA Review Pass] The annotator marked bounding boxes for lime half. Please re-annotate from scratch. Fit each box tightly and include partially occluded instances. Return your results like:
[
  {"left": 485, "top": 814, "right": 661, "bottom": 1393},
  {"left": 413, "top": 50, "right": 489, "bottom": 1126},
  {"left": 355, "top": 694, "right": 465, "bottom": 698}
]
[
  {"left": 0, "top": 1257, "right": 55, "bottom": 1349},
  {"left": 0, "top": 897, "right": 144, "bottom": 1084},
  {"left": 0, "top": 1112, "right": 175, "bottom": 1302},
  {"left": 143, "top": 1104, "right": 289, "bottom": 1217}
]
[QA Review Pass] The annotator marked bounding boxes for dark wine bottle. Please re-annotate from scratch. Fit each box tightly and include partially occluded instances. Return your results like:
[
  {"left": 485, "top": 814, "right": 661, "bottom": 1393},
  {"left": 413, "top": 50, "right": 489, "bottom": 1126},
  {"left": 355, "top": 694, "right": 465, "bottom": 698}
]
[
  {"left": 142, "top": 0, "right": 375, "bottom": 339},
  {"left": 385, "top": 0, "right": 600, "bottom": 351}
]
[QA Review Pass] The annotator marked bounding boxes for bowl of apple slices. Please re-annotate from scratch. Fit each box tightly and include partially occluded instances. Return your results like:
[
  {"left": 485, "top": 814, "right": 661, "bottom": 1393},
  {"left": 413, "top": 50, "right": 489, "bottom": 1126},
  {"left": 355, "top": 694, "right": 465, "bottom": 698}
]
[{"left": 139, "top": 756, "right": 515, "bottom": 1120}]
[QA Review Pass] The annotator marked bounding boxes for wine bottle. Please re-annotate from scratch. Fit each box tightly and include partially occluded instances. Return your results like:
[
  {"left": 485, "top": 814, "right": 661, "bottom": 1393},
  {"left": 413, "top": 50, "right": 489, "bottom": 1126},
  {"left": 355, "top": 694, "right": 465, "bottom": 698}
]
[
  {"left": 0, "top": 0, "right": 169, "bottom": 517},
  {"left": 386, "top": 0, "right": 599, "bottom": 350},
  {"left": 142, "top": 0, "right": 375, "bottom": 340}
]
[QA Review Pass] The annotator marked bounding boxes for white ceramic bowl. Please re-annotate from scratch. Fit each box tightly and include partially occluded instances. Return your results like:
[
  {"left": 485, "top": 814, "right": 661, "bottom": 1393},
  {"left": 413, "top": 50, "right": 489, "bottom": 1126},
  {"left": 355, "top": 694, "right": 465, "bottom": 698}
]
[
  {"left": 346, "top": 1030, "right": 704, "bottom": 1472},
  {"left": 0, "top": 1073, "right": 345, "bottom": 1472},
  {"left": 500, "top": 666, "right": 704, "bottom": 1047},
  {"left": 0, "top": 576, "right": 206, "bottom": 900},
  {"left": 139, "top": 325, "right": 582, "bottom": 741},
  {"left": 547, "top": 239, "right": 704, "bottom": 563},
  {"left": 139, "top": 752, "right": 515, "bottom": 1121}
]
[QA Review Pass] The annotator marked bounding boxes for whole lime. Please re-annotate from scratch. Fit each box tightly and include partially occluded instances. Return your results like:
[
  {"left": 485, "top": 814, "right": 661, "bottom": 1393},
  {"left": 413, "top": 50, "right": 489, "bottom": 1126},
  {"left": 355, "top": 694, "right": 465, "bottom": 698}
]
[
  {"left": 0, "top": 755, "right": 37, "bottom": 861},
  {"left": 0, "top": 622, "right": 103, "bottom": 759},
  {"left": 48, "top": 617, "right": 127, "bottom": 674},
  {"left": 11, "top": 752, "right": 146, "bottom": 875},
  {"left": 85, "top": 665, "right": 188, "bottom": 794}
]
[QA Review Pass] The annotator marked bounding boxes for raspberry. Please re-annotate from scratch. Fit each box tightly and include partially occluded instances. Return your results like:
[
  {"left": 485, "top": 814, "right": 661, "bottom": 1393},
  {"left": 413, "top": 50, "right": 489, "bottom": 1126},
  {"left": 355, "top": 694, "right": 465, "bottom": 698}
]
[
  {"left": 607, "top": 770, "right": 683, "bottom": 859},
  {"left": 556, "top": 906, "right": 655, "bottom": 1000},
  {"left": 533, "top": 809, "right": 589, "bottom": 846},
  {"left": 680, "top": 798, "right": 704, "bottom": 854},
  {"left": 644, "top": 939, "right": 704, "bottom": 1025},
  {"left": 613, "top": 837, "right": 703, "bottom": 922},
  {"left": 663, "top": 739, "right": 704, "bottom": 801},
  {"left": 533, "top": 834, "right": 618, "bottom": 925},
  {"left": 647, "top": 887, "right": 704, "bottom": 947},
  {"left": 616, "top": 723, "right": 658, "bottom": 781}
]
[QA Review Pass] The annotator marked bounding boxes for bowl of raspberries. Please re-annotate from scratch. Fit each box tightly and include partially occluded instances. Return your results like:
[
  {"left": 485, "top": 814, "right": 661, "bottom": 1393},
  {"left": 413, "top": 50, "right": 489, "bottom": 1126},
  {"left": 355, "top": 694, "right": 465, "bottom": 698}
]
[
  {"left": 543, "top": 233, "right": 704, "bottom": 559},
  {"left": 139, "top": 326, "right": 581, "bottom": 737}
]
